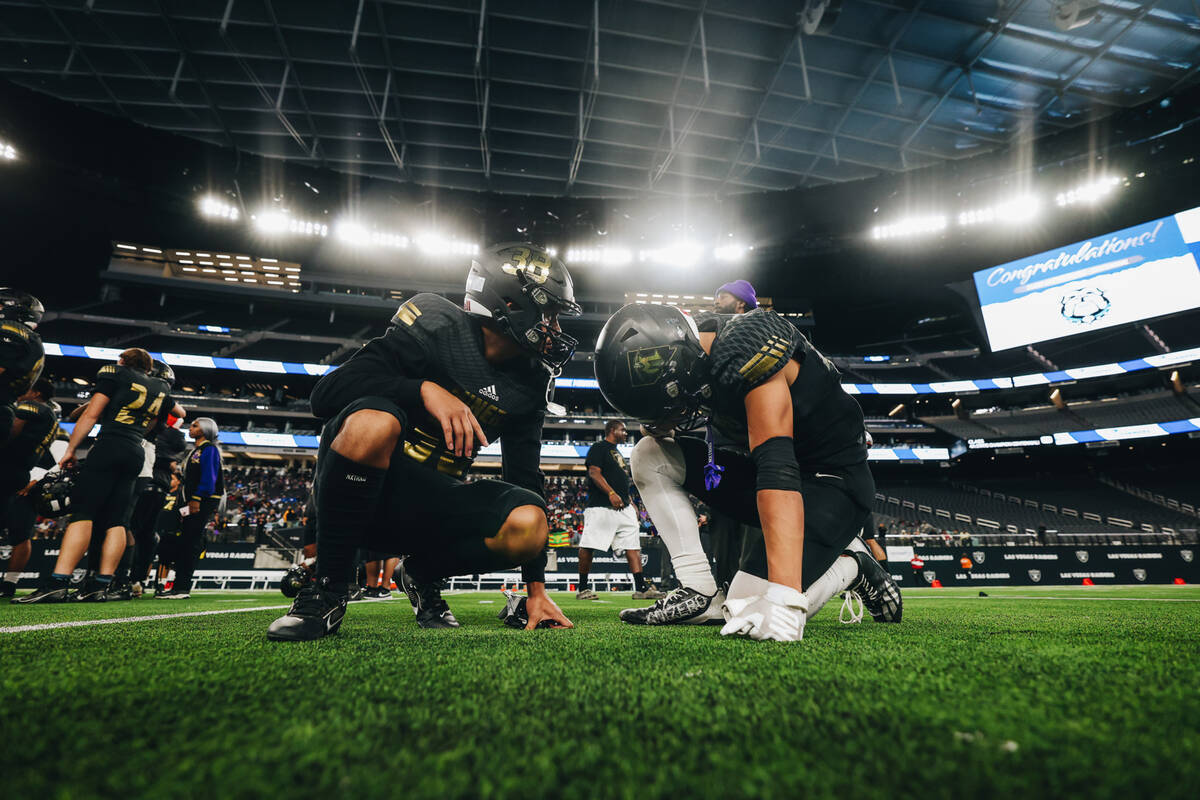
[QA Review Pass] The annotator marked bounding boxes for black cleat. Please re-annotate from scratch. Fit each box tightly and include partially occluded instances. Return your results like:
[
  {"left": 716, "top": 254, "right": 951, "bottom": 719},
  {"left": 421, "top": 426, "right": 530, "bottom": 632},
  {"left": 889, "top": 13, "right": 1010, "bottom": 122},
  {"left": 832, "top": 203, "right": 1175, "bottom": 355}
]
[
  {"left": 104, "top": 580, "right": 134, "bottom": 601},
  {"left": 12, "top": 577, "right": 71, "bottom": 604},
  {"left": 618, "top": 587, "right": 725, "bottom": 625},
  {"left": 267, "top": 578, "right": 349, "bottom": 641},
  {"left": 394, "top": 558, "right": 460, "bottom": 629},
  {"left": 0, "top": 580, "right": 16, "bottom": 598},
  {"left": 72, "top": 577, "right": 110, "bottom": 603},
  {"left": 846, "top": 549, "right": 902, "bottom": 623}
]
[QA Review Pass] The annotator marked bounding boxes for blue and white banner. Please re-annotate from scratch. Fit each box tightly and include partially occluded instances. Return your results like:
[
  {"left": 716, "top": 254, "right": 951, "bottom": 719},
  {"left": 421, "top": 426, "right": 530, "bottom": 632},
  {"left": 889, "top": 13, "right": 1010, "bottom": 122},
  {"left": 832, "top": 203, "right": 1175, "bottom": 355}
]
[
  {"left": 43, "top": 343, "right": 334, "bottom": 377},
  {"left": 974, "top": 205, "right": 1200, "bottom": 351},
  {"left": 56, "top": 423, "right": 960, "bottom": 460},
  {"left": 46, "top": 340, "right": 1200, "bottom": 397}
]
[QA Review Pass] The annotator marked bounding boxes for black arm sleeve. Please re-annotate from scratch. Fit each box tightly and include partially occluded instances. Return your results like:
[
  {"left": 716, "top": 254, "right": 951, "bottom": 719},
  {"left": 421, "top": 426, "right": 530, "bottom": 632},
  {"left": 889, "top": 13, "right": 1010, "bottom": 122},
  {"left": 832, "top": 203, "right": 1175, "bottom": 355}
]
[
  {"left": 502, "top": 411, "right": 549, "bottom": 584},
  {"left": 501, "top": 411, "right": 546, "bottom": 499},
  {"left": 309, "top": 330, "right": 430, "bottom": 421}
]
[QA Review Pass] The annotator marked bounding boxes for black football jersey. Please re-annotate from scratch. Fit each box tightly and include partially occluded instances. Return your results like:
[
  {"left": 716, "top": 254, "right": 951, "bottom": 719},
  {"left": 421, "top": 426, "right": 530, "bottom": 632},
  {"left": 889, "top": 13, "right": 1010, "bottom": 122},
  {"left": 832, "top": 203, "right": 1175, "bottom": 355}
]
[
  {"left": 93, "top": 364, "right": 174, "bottom": 444},
  {"left": 311, "top": 293, "right": 550, "bottom": 492},
  {"left": 699, "top": 309, "right": 866, "bottom": 470},
  {"left": 0, "top": 398, "right": 59, "bottom": 490},
  {"left": 0, "top": 319, "right": 44, "bottom": 405}
]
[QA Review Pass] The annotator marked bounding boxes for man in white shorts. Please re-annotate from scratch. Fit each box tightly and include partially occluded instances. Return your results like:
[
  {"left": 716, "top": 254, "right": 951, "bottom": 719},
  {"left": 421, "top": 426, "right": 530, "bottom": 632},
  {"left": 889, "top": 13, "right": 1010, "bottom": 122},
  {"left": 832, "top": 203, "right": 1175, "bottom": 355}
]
[{"left": 577, "top": 421, "right": 665, "bottom": 600}]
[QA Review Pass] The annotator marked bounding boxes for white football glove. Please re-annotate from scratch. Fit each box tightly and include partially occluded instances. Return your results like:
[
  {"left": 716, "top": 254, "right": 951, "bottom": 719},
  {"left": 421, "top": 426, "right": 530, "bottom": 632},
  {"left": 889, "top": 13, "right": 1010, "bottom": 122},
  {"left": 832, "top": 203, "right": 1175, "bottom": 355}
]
[{"left": 720, "top": 583, "right": 808, "bottom": 642}]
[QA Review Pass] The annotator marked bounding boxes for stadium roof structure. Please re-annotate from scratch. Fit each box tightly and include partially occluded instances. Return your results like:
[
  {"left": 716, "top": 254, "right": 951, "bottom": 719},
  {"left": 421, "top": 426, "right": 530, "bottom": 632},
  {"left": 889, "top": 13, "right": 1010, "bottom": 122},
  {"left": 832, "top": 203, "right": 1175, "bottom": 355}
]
[{"left": 1, "top": 0, "right": 1199, "bottom": 197}]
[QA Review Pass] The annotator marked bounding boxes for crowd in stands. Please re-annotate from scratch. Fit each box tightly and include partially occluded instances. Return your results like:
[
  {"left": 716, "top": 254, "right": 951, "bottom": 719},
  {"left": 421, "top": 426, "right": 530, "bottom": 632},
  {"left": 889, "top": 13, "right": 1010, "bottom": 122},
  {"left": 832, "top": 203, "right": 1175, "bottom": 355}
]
[{"left": 223, "top": 465, "right": 312, "bottom": 533}]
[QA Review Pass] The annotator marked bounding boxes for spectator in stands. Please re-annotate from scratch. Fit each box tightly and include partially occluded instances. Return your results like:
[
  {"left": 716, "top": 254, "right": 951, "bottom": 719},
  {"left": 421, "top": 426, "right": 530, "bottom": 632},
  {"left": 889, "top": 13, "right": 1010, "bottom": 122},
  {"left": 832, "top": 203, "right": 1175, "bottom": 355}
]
[{"left": 159, "top": 417, "right": 225, "bottom": 599}]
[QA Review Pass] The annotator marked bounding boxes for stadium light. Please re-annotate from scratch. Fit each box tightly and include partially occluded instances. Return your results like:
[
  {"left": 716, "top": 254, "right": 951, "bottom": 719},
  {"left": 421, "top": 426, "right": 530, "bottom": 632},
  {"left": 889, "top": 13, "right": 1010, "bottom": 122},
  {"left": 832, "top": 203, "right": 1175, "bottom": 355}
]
[
  {"left": 566, "top": 247, "right": 633, "bottom": 266},
  {"left": 0, "top": 141, "right": 16, "bottom": 161},
  {"left": 253, "top": 209, "right": 328, "bottom": 238},
  {"left": 335, "top": 219, "right": 410, "bottom": 249},
  {"left": 871, "top": 215, "right": 947, "bottom": 241},
  {"left": 1055, "top": 176, "right": 1122, "bottom": 207},
  {"left": 640, "top": 241, "right": 703, "bottom": 267},
  {"left": 713, "top": 243, "right": 749, "bottom": 261},
  {"left": 958, "top": 195, "right": 1041, "bottom": 227},
  {"left": 414, "top": 232, "right": 478, "bottom": 257},
  {"left": 199, "top": 195, "right": 240, "bottom": 222}
]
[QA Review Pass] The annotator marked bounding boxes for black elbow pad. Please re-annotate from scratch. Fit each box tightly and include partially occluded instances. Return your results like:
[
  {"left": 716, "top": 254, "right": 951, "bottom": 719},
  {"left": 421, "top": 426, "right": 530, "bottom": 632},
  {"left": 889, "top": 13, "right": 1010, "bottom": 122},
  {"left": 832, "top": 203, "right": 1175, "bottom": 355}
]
[{"left": 751, "top": 436, "right": 802, "bottom": 493}]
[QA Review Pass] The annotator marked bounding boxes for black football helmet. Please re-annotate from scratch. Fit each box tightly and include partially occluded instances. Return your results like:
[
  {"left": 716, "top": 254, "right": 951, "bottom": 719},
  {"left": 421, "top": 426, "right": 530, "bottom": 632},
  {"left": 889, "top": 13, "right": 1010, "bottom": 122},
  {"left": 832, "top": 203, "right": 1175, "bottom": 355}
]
[
  {"left": 34, "top": 469, "right": 74, "bottom": 518},
  {"left": 0, "top": 288, "right": 44, "bottom": 329},
  {"left": 594, "top": 304, "right": 712, "bottom": 434},
  {"left": 150, "top": 359, "right": 176, "bottom": 387},
  {"left": 464, "top": 243, "right": 582, "bottom": 370}
]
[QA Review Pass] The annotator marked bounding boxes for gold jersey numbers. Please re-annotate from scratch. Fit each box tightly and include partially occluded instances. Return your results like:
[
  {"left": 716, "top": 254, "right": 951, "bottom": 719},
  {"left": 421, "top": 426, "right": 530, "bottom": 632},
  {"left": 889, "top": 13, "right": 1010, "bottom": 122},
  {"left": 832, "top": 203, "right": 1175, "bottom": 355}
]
[{"left": 498, "top": 246, "right": 551, "bottom": 285}]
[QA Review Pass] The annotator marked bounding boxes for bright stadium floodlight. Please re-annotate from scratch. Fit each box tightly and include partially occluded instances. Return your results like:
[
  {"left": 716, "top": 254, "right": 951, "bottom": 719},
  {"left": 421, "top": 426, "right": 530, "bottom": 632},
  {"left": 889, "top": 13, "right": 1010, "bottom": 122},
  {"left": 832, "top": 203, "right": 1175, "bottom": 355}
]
[
  {"left": 871, "top": 215, "right": 947, "bottom": 241},
  {"left": 640, "top": 241, "right": 702, "bottom": 267},
  {"left": 1055, "top": 176, "right": 1122, "bottom": 207},
  {"left": 254, "top": 209, "right": 327, "bottom": 238},
  {"left": 567, "top": 246, "right": 632, "bottom": 265},
  {"left": 335, "top": 220, "right": 369, "bottom": 246},
  {"left": 958, "top": 195, "right": 1040, "bottom": 227},
  {"left": 0, "top": 141, "right": 16, "bottom": 161},
  {"left": 199, "top": 195, "right": 240, "bottom": 222},
  {"left": 714, "top": 243, "right": 748, "bottom": 261}
]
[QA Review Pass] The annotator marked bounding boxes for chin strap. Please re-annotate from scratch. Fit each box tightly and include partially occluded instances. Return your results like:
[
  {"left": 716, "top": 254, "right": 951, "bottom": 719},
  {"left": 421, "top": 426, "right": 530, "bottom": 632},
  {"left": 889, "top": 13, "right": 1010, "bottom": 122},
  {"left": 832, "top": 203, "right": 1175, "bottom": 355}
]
[{"left": 703, "top": 425, "right": 724, "bottom": 491}]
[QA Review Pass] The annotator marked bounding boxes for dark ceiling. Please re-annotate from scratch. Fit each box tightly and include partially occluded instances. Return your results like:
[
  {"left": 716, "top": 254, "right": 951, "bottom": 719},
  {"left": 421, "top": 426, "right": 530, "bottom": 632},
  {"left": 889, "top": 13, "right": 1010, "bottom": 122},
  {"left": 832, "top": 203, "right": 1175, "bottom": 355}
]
[{"left": 1, "top": 0, "right": 1199, "bottom": 197}]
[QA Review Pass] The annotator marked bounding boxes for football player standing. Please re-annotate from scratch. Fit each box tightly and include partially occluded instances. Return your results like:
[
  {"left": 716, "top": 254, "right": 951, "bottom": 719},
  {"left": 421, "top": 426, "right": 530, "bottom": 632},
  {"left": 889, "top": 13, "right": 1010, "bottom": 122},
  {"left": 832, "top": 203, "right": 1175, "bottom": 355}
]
[
  {"left": 0, "top": 288, "right": 46, "bottom": 448},
  {"left": 16, "top": 348, "right": 176, "bottom": 603},
  {"left": 268, "top": 243, "right": 581, "bottom": 640},
  {"left": 575, "top": 420, "right": 665, "bottom": 600},
  {"left": 595, "top": 304, "right": 901, "bottom": 641},
  {"left": 0, "top": 378, "right": 59, "bottom": 598}
]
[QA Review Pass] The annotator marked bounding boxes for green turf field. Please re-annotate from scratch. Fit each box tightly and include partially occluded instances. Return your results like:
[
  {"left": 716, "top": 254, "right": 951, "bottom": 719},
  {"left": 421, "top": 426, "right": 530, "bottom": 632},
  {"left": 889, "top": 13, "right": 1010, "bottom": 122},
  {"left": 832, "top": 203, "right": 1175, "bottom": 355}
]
[{"left": 3, "top": 586, "right": 1199, "bottom": 799}]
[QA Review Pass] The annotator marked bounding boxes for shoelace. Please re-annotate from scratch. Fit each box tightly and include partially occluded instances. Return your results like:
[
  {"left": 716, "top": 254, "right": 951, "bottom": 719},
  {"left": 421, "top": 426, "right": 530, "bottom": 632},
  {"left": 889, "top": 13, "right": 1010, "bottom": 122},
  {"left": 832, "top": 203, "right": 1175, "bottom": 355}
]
[
  {"left": 839, "top": 591, "right": 864, "bottom": 624},
  {"left": 291, "top": 588, "right": 330, "bottom": 616}
]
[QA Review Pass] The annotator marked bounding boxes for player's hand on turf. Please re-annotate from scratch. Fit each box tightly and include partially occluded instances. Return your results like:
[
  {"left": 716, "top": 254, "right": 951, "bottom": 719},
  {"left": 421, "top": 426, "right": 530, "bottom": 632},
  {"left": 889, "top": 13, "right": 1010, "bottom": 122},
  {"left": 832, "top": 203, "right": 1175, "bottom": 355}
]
[
  {"left": 720, "top": 584, "right": 807, "bottom": 642},
  {"left": 525, "top": 591, "right": 574, "bottom": 630},
  {"left": 420, "top": 381, "right": 489, "bottom": 458}
]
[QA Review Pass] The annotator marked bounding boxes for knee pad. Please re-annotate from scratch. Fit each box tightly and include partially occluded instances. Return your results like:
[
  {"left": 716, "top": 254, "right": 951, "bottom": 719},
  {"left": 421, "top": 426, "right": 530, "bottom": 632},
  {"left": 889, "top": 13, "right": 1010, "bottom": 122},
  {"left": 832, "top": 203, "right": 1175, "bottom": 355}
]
[{"left": 631, "top": 436, "right": 686, "bottom": 488}]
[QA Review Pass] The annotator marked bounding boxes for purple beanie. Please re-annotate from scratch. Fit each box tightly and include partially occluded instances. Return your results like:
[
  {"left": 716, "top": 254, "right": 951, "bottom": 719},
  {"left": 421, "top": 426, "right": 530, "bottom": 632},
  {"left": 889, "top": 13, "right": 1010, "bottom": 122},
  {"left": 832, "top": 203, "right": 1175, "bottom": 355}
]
[{"left": 715, "top": 279, "right": 758, "bottom": 309}]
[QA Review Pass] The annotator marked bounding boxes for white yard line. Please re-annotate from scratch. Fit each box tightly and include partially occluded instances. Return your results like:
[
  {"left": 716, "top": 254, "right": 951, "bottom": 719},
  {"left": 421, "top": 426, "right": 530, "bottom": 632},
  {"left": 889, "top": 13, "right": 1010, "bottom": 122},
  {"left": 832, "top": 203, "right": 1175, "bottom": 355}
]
[{"left": 0, "top": 604, "right": 290, "bottom": 634}]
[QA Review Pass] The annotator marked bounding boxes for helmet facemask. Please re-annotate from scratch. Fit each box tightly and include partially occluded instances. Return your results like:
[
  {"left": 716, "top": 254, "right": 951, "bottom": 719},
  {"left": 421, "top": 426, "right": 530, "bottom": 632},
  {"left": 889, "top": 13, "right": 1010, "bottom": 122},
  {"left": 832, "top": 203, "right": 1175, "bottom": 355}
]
[{"left": 503, "top": 270, "right": 582, "bottom": 371}]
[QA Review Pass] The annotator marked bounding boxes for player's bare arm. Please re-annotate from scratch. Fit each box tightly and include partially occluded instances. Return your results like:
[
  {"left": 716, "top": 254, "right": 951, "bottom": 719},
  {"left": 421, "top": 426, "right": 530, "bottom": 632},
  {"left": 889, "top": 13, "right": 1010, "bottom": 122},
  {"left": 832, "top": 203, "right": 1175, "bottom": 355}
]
[
  {"left": 60, "top": 393, "right": 109, "bottom": 469},
  {"left": 587, "top": 464, "right": 625, "bottom": 509},
  {"left": 744, "top": 368, "right": 804, "bottom": 593}
]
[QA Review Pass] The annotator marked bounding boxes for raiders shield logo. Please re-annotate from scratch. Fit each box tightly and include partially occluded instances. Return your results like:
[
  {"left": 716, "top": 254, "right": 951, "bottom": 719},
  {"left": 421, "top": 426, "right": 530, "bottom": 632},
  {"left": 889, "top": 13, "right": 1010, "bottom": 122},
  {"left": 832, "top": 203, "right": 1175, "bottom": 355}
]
[
  {"left": 1133, "top": 569, "right": 1147, "bottom": 582},
  {"left": 0, "top": 544, "right": 11, "bottom": 561},
  {"left": 972, "top": 550, "right": 986, "bottom": 564},
  {"left": 1028, "top": 569, "right": 1042, "bottom": 583},
  {"left": 1075, "top": 550, "right": 1089, "bottom": 563},
  {"left": 1181, "top": 550, "right": 1194, "bottom": 563},
  {"left": 923, "top": 570, "right": 937, "bottom": 585},
  {"left": 627, "top": 346, "right": 678, "bottom": 387}
]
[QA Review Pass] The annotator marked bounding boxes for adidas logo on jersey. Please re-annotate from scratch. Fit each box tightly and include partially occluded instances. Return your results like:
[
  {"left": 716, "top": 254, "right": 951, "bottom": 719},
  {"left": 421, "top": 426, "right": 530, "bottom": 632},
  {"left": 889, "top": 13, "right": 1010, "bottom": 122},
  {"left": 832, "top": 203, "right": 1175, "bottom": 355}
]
[{"left": 478, "top": 384, "right": 499, "bottom": 401}]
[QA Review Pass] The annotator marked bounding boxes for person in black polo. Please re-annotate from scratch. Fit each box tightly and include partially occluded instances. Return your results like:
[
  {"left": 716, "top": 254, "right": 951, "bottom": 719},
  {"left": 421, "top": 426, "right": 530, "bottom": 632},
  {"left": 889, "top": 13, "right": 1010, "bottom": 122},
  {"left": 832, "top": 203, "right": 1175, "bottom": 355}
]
[{"left": 576, "top": 420, "right": 664, "bottom": 600}]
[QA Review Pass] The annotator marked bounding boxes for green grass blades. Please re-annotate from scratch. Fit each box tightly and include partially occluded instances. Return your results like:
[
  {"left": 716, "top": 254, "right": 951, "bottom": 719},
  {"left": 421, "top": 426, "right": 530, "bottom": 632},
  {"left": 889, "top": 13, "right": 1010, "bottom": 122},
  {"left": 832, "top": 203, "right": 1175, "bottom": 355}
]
[{"left": 2, "top": 587, "right": 1198, "bottom": 799}]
